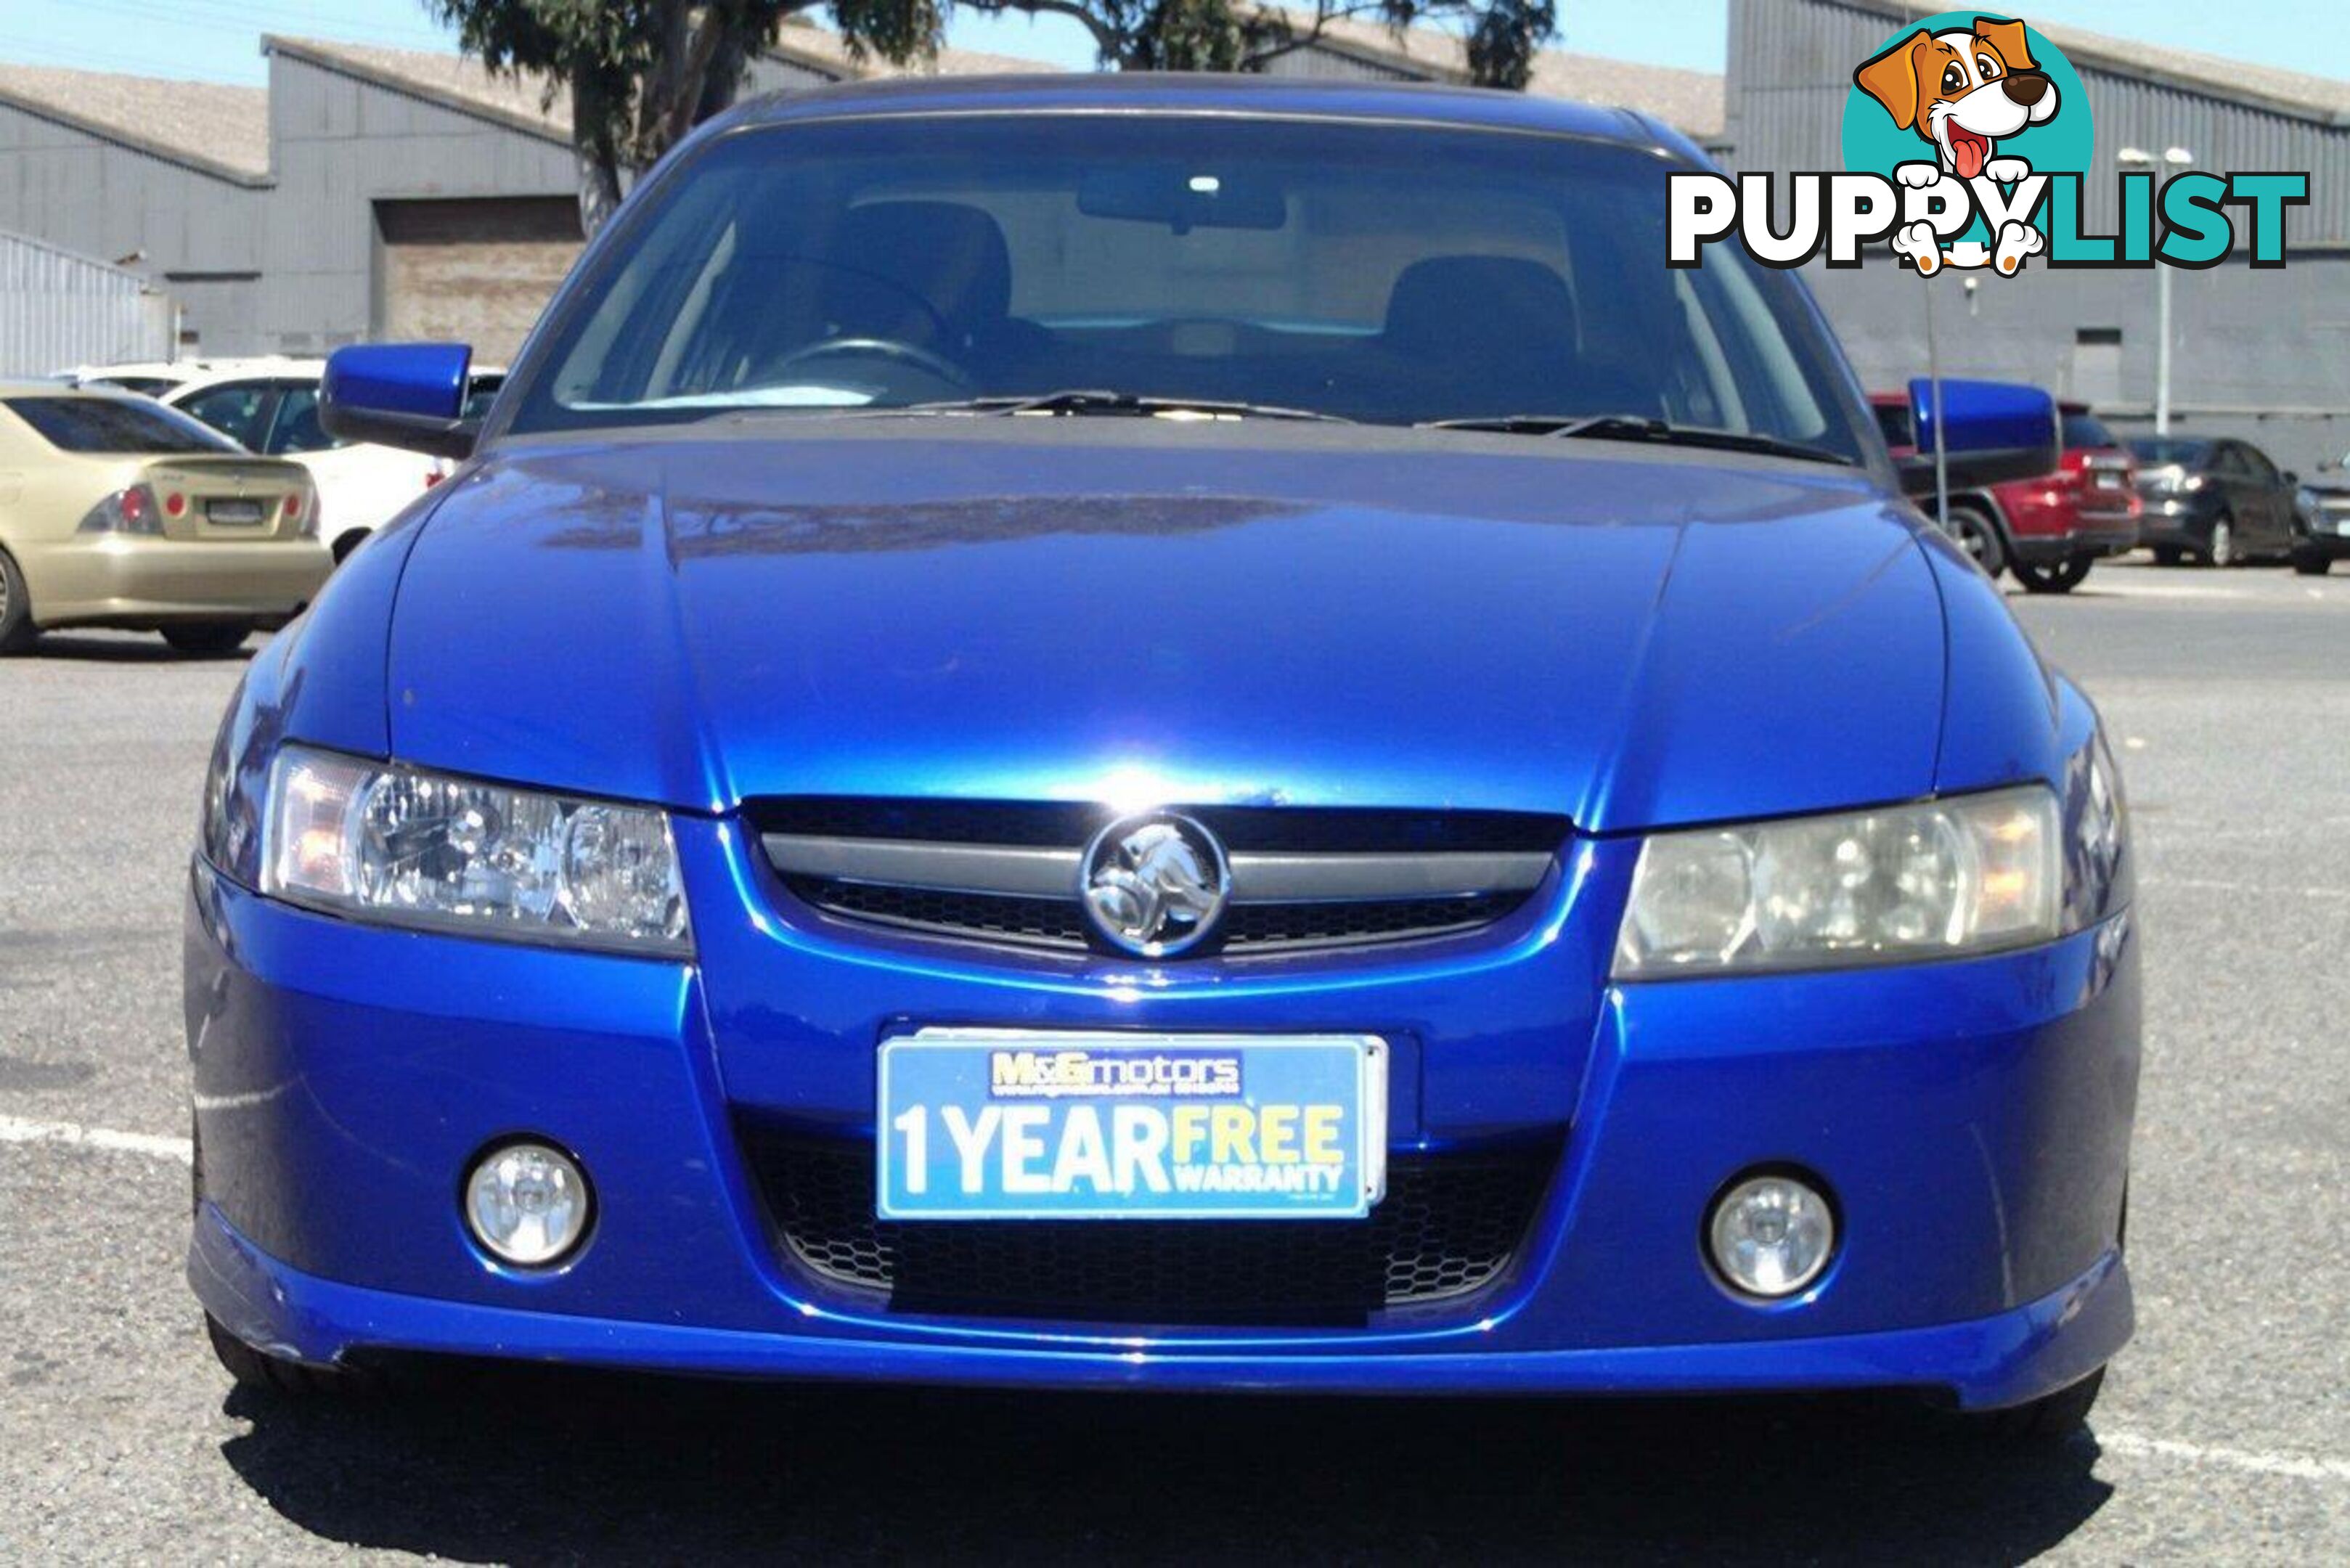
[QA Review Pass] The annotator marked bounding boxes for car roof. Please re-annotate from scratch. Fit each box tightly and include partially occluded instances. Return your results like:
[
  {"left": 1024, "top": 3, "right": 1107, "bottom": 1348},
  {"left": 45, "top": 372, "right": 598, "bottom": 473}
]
[
  {"left": 163, "top": 359, "right": 330, "bottom": 393},
  {"left": 72, "top": 356, "right": 313, "bottom": 380},
  {"left": 158, "top": 361, "right": 505, "bottom": 394},
  {"left": 727, "top": 73, "right": 1694, "bottom": 157},
  {"left": 0, "top": 380, "right": 144, "bottom": 399}
]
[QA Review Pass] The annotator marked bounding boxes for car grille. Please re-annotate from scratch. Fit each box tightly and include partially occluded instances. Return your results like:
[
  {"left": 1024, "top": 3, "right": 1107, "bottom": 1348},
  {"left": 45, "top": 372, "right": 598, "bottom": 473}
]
[
  {"left": 790, "top": 881, "right": 1528, "bottom": 952},
  {"left": 741, "top": 1130, "right": 1557, "bottom": 1323},
  {"left": 751, "top": 798, "right": 1566, "bottom": 957}
]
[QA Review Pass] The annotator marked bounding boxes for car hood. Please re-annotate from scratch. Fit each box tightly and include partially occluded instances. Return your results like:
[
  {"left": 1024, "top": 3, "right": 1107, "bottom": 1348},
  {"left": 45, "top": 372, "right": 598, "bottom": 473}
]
[{"left": 385, "top": 423, "right": 1949, "bottom": 832}]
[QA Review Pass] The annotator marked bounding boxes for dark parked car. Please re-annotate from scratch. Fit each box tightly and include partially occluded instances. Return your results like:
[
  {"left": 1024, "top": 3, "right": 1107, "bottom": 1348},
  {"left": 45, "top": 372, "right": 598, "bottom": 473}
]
[
  {"left": 2129, "top": 436, "right": 2301, "bottom": 566},
  {"left": 2290, "top": 457, "right": 2350, "bottom": 576},
  {"left": 1873, "top": 396, "right": 2137, "bottom": 592}
]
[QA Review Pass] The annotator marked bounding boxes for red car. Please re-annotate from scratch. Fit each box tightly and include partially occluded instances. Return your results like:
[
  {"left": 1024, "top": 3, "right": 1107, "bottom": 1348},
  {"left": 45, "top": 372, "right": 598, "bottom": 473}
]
[{"left": 1873, "top": 395, "right": 2140, "bottom": 593}]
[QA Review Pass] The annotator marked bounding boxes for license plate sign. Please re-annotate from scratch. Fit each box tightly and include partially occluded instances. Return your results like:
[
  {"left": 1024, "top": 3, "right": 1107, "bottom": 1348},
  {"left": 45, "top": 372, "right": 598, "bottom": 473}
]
[
  {"left": 2335, "top": 518, "right": 2350, "bottom": 538},
  {"left": 878, "top": 1031, "right": 1387, "bottom": 1220},
  {"left": 206, "top": 499, "right": 264, "bottom": 525}
]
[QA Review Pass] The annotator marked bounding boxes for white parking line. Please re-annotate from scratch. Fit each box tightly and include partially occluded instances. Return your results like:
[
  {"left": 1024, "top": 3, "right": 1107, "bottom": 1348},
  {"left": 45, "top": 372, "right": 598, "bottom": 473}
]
[
  {"left": 2097, "top": 585, "right": 2253, "bottom": 600},
  {"left": 0, "top": 1111, "right": 191, "bottom": 1164},
  {"left": 7, "top": 1109, "right": 2348, "bottom": 1487},
  {"left": 2142, "top": 877, "right": 2350, "bottom": 902},
  {"left": 2100, "top": 1432, "right": 2350, "bottom": 1485}
]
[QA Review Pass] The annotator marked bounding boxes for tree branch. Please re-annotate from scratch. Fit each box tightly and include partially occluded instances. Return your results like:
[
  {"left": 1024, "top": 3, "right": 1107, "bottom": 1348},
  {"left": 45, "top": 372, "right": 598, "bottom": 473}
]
[{"left": 966, "top": 0, "right": 1125, "bottom": 63}]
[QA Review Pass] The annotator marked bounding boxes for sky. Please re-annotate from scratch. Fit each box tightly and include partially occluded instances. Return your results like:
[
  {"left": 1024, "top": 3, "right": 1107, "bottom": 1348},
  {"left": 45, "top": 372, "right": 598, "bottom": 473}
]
[{"left": 1, "top": 0, "right": 2343, "bottom": 86}]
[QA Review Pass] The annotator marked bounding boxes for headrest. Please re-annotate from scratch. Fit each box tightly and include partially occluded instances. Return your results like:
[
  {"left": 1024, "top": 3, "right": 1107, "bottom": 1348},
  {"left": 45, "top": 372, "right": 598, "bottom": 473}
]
[
  {"left": 1383, "top": 256, "right": 1578, "bottom": 357},
  {"left": 826, "top": 201, "right": 1013, "bottom": 338}
]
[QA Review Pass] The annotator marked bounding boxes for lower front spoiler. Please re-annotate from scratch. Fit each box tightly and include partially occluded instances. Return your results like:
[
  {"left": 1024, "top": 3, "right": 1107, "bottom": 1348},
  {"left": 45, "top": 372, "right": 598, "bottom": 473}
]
[
  {"left": 192, "top": 1201, "right": 2130, "bottom": 1410},
  {"left": 2008, "top": 528, "right": 2139, "bottom": 565}
]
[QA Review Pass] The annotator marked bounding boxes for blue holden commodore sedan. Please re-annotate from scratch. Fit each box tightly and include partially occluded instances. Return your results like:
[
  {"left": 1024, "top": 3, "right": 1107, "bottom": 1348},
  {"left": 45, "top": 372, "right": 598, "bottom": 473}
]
[{"left": 187, "top": 75, "right": 2137, "bottom": 1435}]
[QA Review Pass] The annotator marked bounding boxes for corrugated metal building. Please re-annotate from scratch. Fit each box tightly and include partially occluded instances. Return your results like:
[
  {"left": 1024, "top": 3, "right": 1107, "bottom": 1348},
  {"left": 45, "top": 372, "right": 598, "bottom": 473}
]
[
  {"left": 1254, "top": 11, "right": 1728, "bottom": 150},
  {"left": 0, "top": 16, "right": 1732, "bottom": 367},
  {"left": 1723, "top": 0, "right": 2350, "bottom": 469},
  {"left": 0, "top": 63, "right": 271, "bottom": 352},
  {"left": 2, "top": 4, "right": 2340, "bottom": 465},
  {"left": 0, "top": 23, "right": 1053, "bottom": 365},
  {"left": 0, "top": 228, "right": 173, "bottom": 375}
]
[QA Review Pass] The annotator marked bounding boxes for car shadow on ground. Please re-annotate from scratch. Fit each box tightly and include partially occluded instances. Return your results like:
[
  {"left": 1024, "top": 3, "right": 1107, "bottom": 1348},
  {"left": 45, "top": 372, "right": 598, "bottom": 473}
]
[
  {"left": 16, "top": 633, "right": 250, "bottom": 663},
  {"left": 218, "top": 1364, "right": 2112, "bottom": 1564}
]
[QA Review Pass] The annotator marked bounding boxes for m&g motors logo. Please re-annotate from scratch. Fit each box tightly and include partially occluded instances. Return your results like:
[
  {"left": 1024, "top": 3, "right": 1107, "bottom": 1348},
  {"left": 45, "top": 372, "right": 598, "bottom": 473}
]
[{"left": 1669, "top": 11, "right": 2308, "bottom": 277}]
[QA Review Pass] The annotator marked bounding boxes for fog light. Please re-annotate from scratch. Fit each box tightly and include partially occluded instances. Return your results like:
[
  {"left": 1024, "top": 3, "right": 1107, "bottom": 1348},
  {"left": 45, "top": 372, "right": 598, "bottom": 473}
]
[
  {"left": 464, "top": 1141, "right": 590, "bottom": 1266},
  {"left": 1707, "top": 1172, "right": 1834, "bottom": 1298}
]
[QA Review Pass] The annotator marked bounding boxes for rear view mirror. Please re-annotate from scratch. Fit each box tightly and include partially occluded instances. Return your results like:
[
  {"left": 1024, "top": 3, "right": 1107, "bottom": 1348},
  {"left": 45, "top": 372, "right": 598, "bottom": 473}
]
[
  {"left": 1077, "top": 165, "right": 1287, "bottom": 232},
  {"left": 1896, "top": 378, "right": 2060, "bottom": 498},
  {"left": 321, "top": 343, "right": 478, "bottom": 460}
]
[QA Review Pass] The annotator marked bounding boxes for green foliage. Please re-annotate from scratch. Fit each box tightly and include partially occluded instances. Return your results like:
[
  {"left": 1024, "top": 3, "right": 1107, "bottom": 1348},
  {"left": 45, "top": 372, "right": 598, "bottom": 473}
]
[
  {"left": 964, "top": 2, "right": 1557, "bottom": 86},
  {"left": 423, "top": 0, "right": 1558, "bottom": 228},
  {"left": 425, "top": 1, "right": 944, "bottom": 227},
  {"left": 1464, "top": 0, "right": 1554, "bottom": 89}
]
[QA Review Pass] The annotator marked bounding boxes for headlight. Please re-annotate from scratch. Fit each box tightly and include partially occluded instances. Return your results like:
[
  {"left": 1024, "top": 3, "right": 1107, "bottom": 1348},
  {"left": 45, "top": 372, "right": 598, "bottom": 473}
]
[
  {"left": 1614, "top": 785, "right": 2060, "bottom": 978},
  {"left": 261, "top": 746, "right": 692, "bottom": 957}
]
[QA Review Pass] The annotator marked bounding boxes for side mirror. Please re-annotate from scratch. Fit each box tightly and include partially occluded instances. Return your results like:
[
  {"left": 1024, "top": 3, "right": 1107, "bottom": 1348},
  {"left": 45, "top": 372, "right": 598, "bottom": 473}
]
[
  {"left": 1896, "top": 378, "right": 2060, "bottom": 499},
  {"left": 2282, "top": 470, "right": 2299, "bottom": 486},
  {"left": 321, "top": 343, "right": 478, "bottom": 460}
]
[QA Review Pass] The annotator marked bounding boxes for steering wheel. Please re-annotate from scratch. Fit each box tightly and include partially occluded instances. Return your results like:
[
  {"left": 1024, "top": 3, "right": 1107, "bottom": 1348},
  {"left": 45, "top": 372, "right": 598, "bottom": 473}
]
[{"left": 768, "top": 335, "right": 973, "bottom": 388}]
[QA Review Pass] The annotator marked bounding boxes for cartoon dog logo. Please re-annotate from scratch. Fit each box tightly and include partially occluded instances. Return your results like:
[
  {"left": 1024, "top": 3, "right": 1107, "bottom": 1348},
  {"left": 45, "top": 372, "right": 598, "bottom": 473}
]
[{"left": 1855, "top": 16, "right": 2060, "bottom": 275}]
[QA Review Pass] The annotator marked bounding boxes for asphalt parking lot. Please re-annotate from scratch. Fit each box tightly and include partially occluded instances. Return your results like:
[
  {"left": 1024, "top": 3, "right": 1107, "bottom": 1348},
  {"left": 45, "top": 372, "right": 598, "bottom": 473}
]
[{"left": 1, "top": 557, "right": 2344, "bottom": 1564}]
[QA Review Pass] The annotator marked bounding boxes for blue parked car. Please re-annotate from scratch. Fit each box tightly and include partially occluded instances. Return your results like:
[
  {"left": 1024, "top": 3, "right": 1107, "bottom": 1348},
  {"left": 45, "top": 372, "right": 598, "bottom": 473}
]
[{"left": 188, "top": 76, "right": 2136, "bottom": 1435}]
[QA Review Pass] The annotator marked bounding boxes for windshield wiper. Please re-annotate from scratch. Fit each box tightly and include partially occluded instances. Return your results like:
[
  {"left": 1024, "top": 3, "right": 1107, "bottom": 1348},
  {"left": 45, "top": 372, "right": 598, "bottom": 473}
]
[
  {"left": 904, "top": 390, "right": 1354, "bottom": 424},
  {"left": 1420, "top": 412, "right": 1857, "bottom": 467}
]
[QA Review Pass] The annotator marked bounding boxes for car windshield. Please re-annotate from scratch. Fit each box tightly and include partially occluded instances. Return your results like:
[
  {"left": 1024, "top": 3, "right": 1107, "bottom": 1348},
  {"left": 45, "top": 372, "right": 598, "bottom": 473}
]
[
  {"left": 2129, "top": 438, "right": 2209, "bottom": 466},
  {"left": 6, "top": 395, "right": 242, "bottom": 454},
  {"left": 510, "top": 115, "right": 1867, "bottom": 463},
  {"left": 2062, "top": 412, "right": 2116, "bottom": 449}
]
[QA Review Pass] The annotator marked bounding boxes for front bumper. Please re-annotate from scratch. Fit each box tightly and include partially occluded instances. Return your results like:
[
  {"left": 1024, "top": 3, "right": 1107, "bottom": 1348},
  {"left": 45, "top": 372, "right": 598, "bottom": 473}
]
[
  {"left": 2294, "top": 515, "right": 2350, "bottom": 559},
  {"left": 193, "top": 1201, "right": 2126, "bottom": 1405},
  {"left": 2134, "top": 499, "right": 2210, "bottom": 551},
  {"left": 187, "top": 825, "right": 2139, "bottom": 1409},
  {"left": 22, "top": 536, "right": 330, "bottom": 629}
]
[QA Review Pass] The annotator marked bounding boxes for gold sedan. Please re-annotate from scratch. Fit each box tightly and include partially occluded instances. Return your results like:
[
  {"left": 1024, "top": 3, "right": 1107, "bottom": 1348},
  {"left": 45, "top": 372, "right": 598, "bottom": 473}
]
[{"left": 0, "top": 383, "right": 331, "bottom": 656}]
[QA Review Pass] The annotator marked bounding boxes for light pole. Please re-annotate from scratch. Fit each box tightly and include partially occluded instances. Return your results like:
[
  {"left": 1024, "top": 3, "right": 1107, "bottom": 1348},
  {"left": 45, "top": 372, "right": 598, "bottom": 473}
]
[{"left": 2118, "top": 145, "right": 2194, "bottom": 435}]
